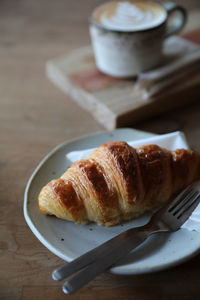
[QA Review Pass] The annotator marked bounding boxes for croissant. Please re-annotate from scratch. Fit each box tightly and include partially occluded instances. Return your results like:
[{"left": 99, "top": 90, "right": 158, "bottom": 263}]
[{"left": 38, "top": 142, "right": 200, "bottom": 226}]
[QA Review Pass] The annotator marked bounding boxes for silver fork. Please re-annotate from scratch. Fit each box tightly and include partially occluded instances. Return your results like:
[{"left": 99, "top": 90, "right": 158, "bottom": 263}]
[{"left": 52, "top": 181, "right": 200, "bottom": 294}]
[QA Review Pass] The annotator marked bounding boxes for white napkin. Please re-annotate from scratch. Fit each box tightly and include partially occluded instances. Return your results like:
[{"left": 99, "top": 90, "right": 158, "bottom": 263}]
[
  {"left": 66, "top": 131, "right": 200, "bottom": 231},
  {"left": 135, "top": 37, "right": 200, "bottom": 100}
]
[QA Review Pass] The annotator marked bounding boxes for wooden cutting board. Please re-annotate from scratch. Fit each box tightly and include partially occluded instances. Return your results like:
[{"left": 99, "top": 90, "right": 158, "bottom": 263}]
[{"left": 46, "top": 29, "right": 200, "bottom": 130}]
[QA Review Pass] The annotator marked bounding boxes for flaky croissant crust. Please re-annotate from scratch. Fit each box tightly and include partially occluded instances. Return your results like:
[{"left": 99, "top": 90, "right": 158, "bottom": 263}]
[{"left": 38, "top": 142, "right": 200, "bottom": 226}]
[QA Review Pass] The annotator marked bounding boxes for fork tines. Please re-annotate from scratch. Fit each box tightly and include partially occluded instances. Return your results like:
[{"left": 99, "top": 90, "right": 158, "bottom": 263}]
[{"left": 168, "top": 185, "right": 200, "bottom": 221}]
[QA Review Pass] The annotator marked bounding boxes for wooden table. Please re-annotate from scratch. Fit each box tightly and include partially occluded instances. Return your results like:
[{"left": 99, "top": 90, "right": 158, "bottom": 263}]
[{"left": 1, "top": 1, "right": 200, "bottom": 299}]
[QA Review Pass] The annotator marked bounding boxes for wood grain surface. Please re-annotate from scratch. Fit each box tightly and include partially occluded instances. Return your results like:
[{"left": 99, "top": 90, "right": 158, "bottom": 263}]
[{"left": 1, "top": 1, "right": 200, "bottom": 299}]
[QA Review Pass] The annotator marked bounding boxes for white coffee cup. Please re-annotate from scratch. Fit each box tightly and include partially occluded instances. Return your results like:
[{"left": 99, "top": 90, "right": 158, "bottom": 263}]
[{"left": 89, "top": 0, "right": 187, "bottom": 77}]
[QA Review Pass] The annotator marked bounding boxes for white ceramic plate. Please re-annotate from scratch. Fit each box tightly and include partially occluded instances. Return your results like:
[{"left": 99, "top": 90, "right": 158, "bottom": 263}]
[{"left": 24, "top": 128, "right": 200, "bottom": 275}]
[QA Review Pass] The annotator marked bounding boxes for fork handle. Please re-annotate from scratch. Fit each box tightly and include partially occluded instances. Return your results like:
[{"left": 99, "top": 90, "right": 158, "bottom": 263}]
[{"left": 61, "top": 225, "right": 160, "bottom": 294}]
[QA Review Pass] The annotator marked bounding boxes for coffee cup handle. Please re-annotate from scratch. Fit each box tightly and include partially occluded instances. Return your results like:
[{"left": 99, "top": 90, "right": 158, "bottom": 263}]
[{"left": 163, "top": 2, "right": 187, "bottom": 38}]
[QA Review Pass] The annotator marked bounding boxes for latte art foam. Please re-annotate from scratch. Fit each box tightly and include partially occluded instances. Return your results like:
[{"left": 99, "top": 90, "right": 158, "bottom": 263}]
[{"left": 93, "top": 1, "right": 167, "bottom": 31}]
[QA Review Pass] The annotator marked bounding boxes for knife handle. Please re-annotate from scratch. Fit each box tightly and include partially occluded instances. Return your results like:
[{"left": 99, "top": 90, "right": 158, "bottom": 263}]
[{"left": 56, "top": 223, "right": 159, "bottom": 294}]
